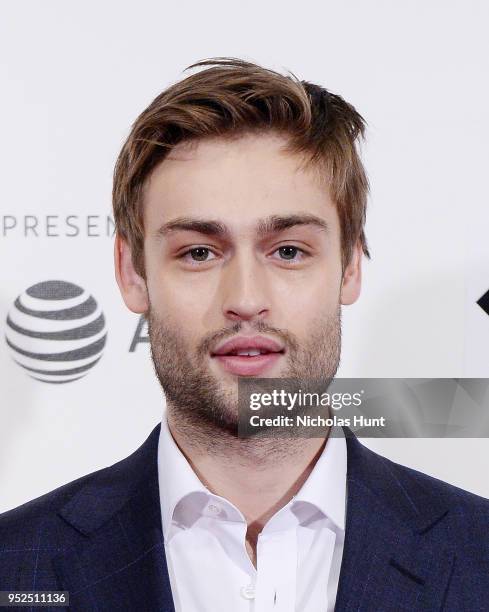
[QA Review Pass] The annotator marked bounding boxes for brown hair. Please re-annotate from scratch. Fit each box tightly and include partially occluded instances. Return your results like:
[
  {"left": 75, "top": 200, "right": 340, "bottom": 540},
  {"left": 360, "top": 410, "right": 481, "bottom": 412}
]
[{"left": 113, "top": 57, "right": 370, "bottom": 278}]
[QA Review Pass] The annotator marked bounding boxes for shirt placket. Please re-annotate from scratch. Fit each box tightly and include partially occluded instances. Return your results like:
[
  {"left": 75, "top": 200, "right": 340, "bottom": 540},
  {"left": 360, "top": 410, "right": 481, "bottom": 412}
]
[
  {"left": 203, "top": 498, "right": 258, "bottom": 611},
  {"left": 254, "top": 528, "right": 297, "bottom": 612}
]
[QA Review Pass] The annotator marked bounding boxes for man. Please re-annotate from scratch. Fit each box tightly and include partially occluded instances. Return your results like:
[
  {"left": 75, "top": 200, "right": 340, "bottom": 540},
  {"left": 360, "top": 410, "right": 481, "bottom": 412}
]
[{"left": 0, "top": 57, "right": 487, "bottom": 611}]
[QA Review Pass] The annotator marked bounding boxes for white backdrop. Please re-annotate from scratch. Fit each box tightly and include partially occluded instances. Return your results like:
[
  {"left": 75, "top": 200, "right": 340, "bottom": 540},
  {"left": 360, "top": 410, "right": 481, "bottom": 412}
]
[{"left": 1, "top": 0, "right": 488, "bottom": 513}]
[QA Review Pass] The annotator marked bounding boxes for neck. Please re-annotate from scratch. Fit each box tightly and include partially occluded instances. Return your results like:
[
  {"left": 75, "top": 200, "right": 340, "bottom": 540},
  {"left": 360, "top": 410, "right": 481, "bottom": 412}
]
[{"left": 166, "top": 407, "right": 328, "bottom": 529}]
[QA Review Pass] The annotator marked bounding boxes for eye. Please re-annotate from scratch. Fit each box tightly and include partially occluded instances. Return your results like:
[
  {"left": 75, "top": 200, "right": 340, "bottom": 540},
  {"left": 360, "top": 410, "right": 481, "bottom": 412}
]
[
  {"left": 272, "top": 245, "right": 307, "bottom": 262},
  {"left": 180, "top": 247, "right": 217, "bottom": 264}
]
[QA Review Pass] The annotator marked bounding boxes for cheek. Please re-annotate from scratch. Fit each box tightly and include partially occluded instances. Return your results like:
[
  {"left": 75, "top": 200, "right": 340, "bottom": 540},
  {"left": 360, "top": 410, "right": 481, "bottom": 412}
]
[
  {"left": 276, "top": 267, "right": 341, "bottom": 307},
  {"left": 150, "top": 286, "right": 200, "bottom": 326},
  {"left": 147, "top": 266, "right": 227, "bottom": 334},
  {"left": 147, "top": 280, "right": 213, "bottom": 355},
  {"left": 147, "top": 263, "right": 207, "bottom": 312}
]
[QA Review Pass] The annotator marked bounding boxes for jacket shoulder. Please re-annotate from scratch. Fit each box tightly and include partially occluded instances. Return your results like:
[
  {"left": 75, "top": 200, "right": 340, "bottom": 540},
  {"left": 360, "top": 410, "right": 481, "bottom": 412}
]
[
  {"left": 0, "top": 423, "right": 161, "bottom": 542},
  {"left": 347, "top": 432, "right": 489, "bottom": 515},
  {"left": 383, "top": 451, "right": 489, "bottom": 511},
  {"left": 368, "top": 445, "right": 489, "bottom": 550},
  {"left": 0, "top": 465, "right": 118, "bottom": 590},
  {"left": 0, "top": 463, "right": 113, "bottom": 543},
  {"left": 0, "top": 424, "right": 161, "bottom": 590}
]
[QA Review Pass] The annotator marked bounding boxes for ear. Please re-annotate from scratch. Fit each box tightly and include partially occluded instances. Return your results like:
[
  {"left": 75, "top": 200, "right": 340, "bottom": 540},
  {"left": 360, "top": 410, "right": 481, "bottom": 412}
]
[
  {"left": 340, "top": 240, "right": 362, "bottom": 305},
  {"left": 114, "top": 234, "right": 149, "bottom": 314}
]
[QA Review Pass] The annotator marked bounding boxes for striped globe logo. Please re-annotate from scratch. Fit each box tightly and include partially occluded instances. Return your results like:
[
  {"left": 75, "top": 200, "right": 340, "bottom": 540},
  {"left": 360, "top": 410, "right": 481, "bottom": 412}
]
[{"left": 5, "top": 280, "right": 107, "bottom": 384}]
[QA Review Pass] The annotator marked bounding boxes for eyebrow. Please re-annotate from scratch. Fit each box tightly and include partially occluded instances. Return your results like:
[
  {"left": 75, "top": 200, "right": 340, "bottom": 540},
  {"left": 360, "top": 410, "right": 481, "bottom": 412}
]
[
  {"left": 156, "top": 214, "right": 329, "bottom": 238},
  {"left": 256, "top": 214, "right": 329, "bottom": 236}
]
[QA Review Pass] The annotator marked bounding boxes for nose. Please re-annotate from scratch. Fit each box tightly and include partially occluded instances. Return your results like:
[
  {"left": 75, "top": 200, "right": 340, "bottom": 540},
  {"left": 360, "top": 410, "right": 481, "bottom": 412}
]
[{"left": 220, "top": 251, "right": 271, "bottom": 323}]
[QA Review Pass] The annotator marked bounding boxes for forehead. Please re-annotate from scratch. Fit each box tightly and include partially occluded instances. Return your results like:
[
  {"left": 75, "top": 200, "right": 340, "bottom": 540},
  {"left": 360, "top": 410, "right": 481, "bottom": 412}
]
[{"left": 142, "top": 132, "right": 337, "bottom": 232}]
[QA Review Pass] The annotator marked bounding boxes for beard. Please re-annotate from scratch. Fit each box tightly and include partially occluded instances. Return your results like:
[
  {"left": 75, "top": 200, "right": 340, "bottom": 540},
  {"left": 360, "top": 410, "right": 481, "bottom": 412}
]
[{"left": 148, "top": 305, "right": 342, "bottom": 439}]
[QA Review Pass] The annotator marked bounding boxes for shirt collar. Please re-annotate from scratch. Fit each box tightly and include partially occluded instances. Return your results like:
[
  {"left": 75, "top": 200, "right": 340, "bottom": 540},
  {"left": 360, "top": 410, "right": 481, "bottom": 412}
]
[
  {"left": 292, "top": 426, "right": 347, "bottom": 531},
  {"left": 158, "top": 413, "right": 210, "bottom": 539},
  {"left": 158, "top": 415, "right": 347, "bottom": 537}
]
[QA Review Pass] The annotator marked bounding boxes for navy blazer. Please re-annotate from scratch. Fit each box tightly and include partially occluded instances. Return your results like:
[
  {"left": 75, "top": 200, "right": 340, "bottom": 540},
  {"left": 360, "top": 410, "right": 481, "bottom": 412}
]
[{"left": 1, "top": 423, "right": 488, "bottom": 611}]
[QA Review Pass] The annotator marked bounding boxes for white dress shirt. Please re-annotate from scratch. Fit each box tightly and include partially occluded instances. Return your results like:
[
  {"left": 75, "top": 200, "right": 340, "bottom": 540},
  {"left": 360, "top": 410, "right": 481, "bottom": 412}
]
[{"left": 157, "top": 415, "right": 347, "bottom": 612}]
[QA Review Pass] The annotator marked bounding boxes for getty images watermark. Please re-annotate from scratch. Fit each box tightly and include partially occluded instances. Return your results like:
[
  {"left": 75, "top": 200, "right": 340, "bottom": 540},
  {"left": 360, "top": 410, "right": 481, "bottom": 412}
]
[
  {"left": 237, "top": 378, "right": 489, "bottom": 438},
  {"left": 247, "top": 387, "right": 384, "bottom": 429}
]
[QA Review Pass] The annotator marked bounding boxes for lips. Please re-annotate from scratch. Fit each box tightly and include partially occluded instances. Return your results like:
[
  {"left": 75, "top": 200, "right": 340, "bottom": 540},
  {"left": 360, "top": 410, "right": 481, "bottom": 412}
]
[
  {"left": 210, "top": 335, "right": 285, "bottom": 376},
  {"left": 211, "top": 336, "right": 284, "bottom": 357}
]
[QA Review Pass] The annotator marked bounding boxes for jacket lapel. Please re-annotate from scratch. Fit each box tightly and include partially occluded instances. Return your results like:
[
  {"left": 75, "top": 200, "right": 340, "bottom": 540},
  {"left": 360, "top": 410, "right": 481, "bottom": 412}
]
[
  {"left": 335, "top": 430, "right": 455, "bottom": 611},
  {"left": 52, "top": 423, "right": 174, "bottom": 611}
]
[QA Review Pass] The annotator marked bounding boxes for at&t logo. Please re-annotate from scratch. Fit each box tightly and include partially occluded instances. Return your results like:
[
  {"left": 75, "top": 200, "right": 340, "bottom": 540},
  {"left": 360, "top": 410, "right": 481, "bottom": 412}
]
[{"left": 5, "top": 280, "right": 107, "bottom": 384}]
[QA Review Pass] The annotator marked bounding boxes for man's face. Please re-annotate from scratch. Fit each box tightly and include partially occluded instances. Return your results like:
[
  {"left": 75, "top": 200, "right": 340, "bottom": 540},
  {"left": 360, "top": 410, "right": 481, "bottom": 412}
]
[{"left": 117, "top": 132, "right": 361, "bottom": 433}]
